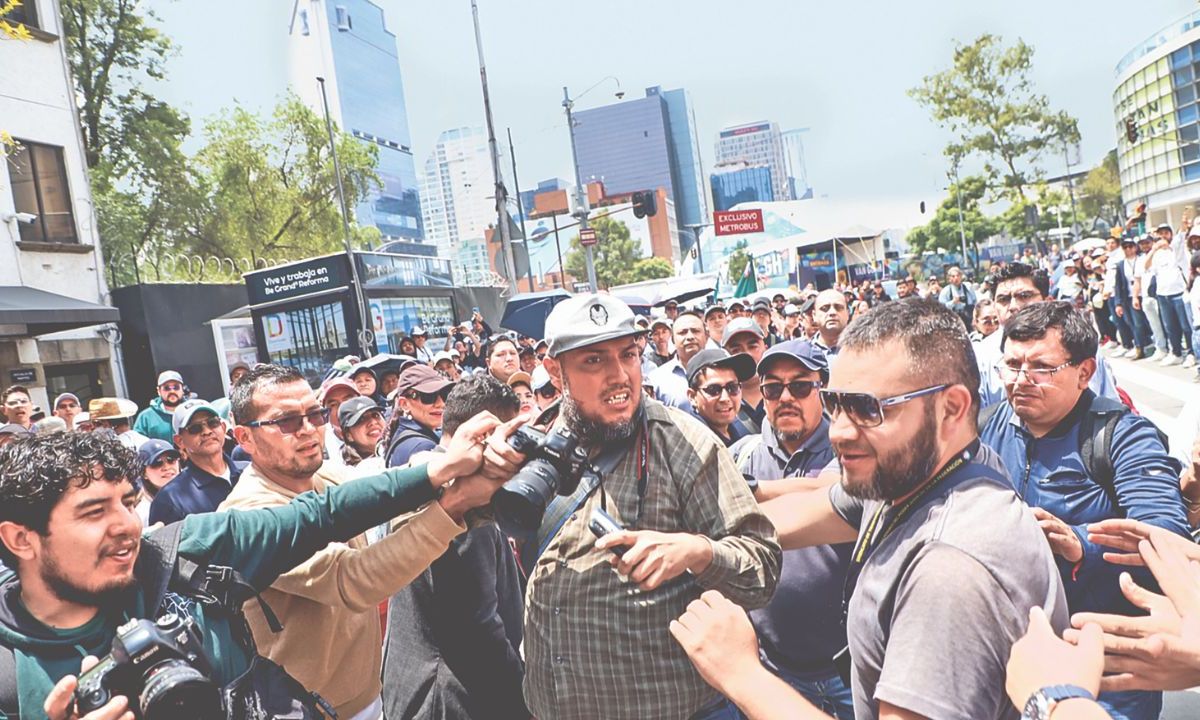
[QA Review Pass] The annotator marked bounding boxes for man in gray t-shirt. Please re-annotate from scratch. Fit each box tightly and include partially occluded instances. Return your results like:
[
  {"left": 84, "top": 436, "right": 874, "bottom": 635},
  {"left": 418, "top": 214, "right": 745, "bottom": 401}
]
[{"left": 674, "top": 300, "right": 1072, "bottom": 720}]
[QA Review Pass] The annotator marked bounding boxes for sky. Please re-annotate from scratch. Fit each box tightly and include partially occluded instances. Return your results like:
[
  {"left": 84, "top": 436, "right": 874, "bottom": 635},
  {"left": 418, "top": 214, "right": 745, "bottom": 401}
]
[{"left": 150, "top": 0, "right": 1196, "bottom": 218}]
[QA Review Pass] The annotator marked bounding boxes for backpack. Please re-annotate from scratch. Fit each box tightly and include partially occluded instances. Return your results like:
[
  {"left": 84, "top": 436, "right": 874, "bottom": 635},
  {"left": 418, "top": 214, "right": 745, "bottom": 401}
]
[
  {"left": 978, "top": 394, "right": 1167, "bottom": 516},
  {"left": 0, "top": 522, "right": 336, "bottom": 719}
]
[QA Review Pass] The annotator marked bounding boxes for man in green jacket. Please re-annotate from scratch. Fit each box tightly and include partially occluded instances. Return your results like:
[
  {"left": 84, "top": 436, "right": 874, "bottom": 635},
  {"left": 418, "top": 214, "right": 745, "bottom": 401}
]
[
  {"left": 133, "top": 371, "right": 187, "bottom": 443},
  {"left": 0, "top": 381, "right": 525, "bottom": 719}
]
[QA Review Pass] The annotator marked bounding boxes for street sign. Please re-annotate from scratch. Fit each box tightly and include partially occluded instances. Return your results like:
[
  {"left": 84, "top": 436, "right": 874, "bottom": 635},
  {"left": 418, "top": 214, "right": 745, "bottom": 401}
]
[
  {"left": 579, "top": 227, "right": 598, "bottom": 247},
  {"left": 8, "top": 368, "right": 36, "bottom": 384},
  {"left": 714, "top": 209, "right": 765, "bottom": 236}
]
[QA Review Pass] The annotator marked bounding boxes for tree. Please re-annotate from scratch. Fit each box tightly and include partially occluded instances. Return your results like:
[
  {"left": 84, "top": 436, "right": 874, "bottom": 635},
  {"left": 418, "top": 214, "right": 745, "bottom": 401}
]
[
  {"left": 631, "top": 257, "right": 674, "bottom": 282},
  {"left": 906, "top": 175, "right": 998, "bottom": 255},
  {"left": 727, "top": 239, "right": 751, "bottom": 285},
  {"left": 1079, "top": 150, "right": 1122, "bottom": 224},
  {"left": 910, "top": 34, "right": 1080, "bottom": 203},
  {"left": 564, "top": 215, "right": 650, "bottom": 289}
]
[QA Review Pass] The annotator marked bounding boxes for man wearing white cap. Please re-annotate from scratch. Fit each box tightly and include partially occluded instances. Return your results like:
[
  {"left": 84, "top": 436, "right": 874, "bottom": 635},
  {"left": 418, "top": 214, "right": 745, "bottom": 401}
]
[
  {"left": 530, "top": 364, "right": 559, "bottom": 410},
  {"left": 523, "top": 293, "right": 780, "bottom": 720},
  {"left": 134, "top": 369, "right": 188, "bottom": 442},
  {"left": 52, "top": 393, "right": 82, "bottom": 430}
]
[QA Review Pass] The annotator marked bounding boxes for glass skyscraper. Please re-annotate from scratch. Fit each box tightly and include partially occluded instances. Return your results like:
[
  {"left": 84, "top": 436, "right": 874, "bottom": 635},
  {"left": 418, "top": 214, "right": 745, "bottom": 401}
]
[
  {"left": 710, "top": 163, "right": 775, "bottom": 211},
  {"left": 715, "top": 121, "right": 792, "bottom": 203},
  {"left": 289, "top": 0, "right": 424, "bottom": 243}
]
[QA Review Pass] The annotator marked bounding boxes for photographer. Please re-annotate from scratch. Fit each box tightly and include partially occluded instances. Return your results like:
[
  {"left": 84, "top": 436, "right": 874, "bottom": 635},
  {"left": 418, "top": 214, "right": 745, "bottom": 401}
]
[
  {"left": 0, "top": 367, "right": 520, "bottom": 720},
  {"left": 522, "top": 294, "right": 780, "bottom": 720}
]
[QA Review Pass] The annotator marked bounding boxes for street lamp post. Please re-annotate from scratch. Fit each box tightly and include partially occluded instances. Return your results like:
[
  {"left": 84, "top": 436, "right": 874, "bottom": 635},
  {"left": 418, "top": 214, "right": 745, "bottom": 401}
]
[
  {"left": 684, "top": 223, "right": 710, "bottom": 273},
  {"left": 951, "top": 159, "right": 970, "bottom": 272},
  {"left": 562, "top": 77, "right": 622, "bottom": 293}
]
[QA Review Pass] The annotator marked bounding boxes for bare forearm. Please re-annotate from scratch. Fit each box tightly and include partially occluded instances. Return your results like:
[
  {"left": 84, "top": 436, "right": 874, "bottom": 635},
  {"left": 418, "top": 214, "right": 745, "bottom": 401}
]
[
  {"left": 761, "top": 489, "right": 857, "bottom": 550},
  {"left": 724, "top": 664, "right": 833, "bottom": 720},
  {"left": 755, "top": 476, "right": 835, "bottom": 502}
]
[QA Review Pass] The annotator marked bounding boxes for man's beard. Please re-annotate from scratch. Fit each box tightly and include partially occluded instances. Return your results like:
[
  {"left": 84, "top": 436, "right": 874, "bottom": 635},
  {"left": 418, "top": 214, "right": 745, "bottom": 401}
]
[
  {"left": 839, "top": 399, "right": 939, "bottom": 502},
  {"left": 41, "top": 543, "right": 138, "bottom": 608},
  {"left": 560, "top": 385, "right": 639, "bottom": 445}
]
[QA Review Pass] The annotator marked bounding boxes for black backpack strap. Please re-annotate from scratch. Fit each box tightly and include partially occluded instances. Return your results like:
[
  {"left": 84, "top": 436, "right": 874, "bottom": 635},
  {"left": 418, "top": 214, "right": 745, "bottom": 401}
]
[
  {"left": 1079, "top": 395, "right": 1132, "bottom": 517},
  {"left": 174, "top": 557, "right": 284, "bottom": 635}
]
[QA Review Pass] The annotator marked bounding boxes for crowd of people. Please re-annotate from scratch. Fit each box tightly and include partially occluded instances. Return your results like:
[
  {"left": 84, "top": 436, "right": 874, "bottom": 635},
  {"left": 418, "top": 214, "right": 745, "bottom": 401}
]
[{"left": 1, "top": 233, "right": 1200, "bottom": 719}]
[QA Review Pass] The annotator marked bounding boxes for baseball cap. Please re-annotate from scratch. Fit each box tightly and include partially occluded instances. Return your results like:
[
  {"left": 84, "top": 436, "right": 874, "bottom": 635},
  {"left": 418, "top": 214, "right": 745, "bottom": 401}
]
[
  {"left": 650, "top": 317, "right": 671, "bottom": 332},
  {"left": 507, "top": 371, "right": 533, "bottom": 389},
  {"left": 137, "top": 439, "right": 180, "bottom": 466},
  {"left": 53, "top": 392, "right": 79, "bottom": 410},
  {"left": 799, "top": 297, "right": 816, "bottom": 314},
  {"left": 172, "top": 399, "right": 222, "bottom": 436},
  {"left": 317, "top": 377, "right": 359, "bottom": 403},
  {"left": 433, "top": 350, "right": 456, "bottom": 365},
  {"left": 0, "top": 423, "right": 31, "bottom": 438},
  {"left": 544, "top": 293, "right": 640, "bottom": 358},
  {"left": 686, "top": 349, "right": 757, "bottom": 386},
  {"left": 1120, "top": 236, "right": 1137, "bottom": 246},
  {"left": 728, "top": 300, "right": 745, "bottom": 311},
  {"left": 531, "top": 365, "right": 552, "bottom": 392},
  {"left": 349, "top": 365, "right": 377, "bottom": 380},
  {"left": 156, "top": 370, "right": 183, "bottom": 387},
  {"left": 757, "top": 339, "right": 829, "bottom": 378},
  {"left": 751, "top": 298, "right": 771, "bottom": 313},
  {"left": 635, "top": 316, "right": 651, "bottom": 330},
  {"left": 1189, "top": 226, "right": 1200, "bottom": 238},
  {"left": 1155, "top": 223, "right": 1173, "bottom": 233},
  {"left": 74, "top": 411, "right": 90, "bottom": 426},
  {"left": 703, "top": 303, "right": 726, "bottom": 318},
  {"left": 411, "top": 326, "right": 428, "bottom": 336},
  {"left": 338, "top": 396, "right": 383, "bottom": 431},
  {"left": 783, "top": 303, "right": 800, "bottom": 316},
  {"left": 1090, "top": 247, "right": 1106, "bottom": 258},
  {"left": 396, "top": 364, "right": 453, "bottom": 395},
  {"left": 88, "top": 397, "right": 138, "bottom": 421},
  {"left": 721, "top": 317, "right": 765, "bottom": 347}
]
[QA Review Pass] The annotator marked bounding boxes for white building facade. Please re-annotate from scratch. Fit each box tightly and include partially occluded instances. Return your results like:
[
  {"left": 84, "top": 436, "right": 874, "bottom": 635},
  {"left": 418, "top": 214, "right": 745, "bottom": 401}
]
[
  {"left": 0, "top": 0, "right": 123, "bottom": 413},
  {"left": 419, "top": 127, "right": 498, "bottom": 285}
]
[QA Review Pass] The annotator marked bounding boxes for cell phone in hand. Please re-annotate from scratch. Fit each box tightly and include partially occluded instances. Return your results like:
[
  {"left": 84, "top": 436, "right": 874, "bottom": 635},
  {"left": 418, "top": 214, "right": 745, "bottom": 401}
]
[{"left": 589, "top": 507, "right": 627, "bottom": 557}]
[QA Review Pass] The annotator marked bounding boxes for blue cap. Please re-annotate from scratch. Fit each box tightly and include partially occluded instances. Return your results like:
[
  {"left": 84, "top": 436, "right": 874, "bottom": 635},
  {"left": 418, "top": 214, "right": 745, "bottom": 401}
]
[
  {"left": 137, "top": 439, "right": 179, "bottom": 466},
  {"left": 757, "top": 339, "right": 828, "bottom": 377}
]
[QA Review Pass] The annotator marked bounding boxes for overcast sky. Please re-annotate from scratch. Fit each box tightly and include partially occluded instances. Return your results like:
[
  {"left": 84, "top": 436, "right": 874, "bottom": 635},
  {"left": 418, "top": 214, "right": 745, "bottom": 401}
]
[{"left": 152, "top": 0, "right": 1196, "bottom": 214}]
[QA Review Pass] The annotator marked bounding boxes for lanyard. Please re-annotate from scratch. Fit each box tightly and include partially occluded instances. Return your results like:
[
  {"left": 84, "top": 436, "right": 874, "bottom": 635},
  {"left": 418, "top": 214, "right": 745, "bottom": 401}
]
[
  {"left": 599, "top": 411, "right": 652, "bottom": 527},
  {"left": 840, "top": 441, "right": 979, "bottom": 627}
]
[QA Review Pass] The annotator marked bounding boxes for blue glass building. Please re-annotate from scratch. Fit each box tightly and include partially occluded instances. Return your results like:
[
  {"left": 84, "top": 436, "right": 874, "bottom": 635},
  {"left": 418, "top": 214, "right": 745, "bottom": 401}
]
[
  {"left": 290, "top": 0, "right": 424, "bottom": 243},
  {"left": 710, "top": 164, "right": 775, "bottom": 211}
]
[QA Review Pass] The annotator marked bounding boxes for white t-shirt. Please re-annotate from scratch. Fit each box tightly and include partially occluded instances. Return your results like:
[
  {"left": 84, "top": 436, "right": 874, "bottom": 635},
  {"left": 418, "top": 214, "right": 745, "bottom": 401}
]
[{"left": 1152, "top": 248, "right": 1188, "bottom": 296}]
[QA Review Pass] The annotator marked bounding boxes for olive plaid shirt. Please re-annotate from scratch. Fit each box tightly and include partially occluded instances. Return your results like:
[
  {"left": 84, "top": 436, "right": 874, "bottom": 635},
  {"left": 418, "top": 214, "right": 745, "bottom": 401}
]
[{"left": 523, "top": 399, "right": 781, "bottom": 720}]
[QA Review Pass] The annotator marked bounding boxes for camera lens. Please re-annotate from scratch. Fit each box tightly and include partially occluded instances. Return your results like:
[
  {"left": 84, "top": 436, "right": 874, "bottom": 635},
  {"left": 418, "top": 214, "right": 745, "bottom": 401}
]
[
  {"left": 493, "top": 459, "right": 560, "bottom": 536},
  {"left": 140, "top": 660, "right": 222, "bottom": 720}
]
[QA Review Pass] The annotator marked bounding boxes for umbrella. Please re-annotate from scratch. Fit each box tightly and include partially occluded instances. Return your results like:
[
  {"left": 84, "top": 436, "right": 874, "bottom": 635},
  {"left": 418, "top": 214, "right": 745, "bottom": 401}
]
[
  {"left": 1070, "top": 237, "right": 1106, "bottom": 253},
  {"left": 499, "top": 289, "right": 571, "bottom": 340},
  {"left": 616, "top": 294, "right": 652, "bottom": 316},
  {"left": 653, "top": 277, "right": 716, "bottom": 307}
]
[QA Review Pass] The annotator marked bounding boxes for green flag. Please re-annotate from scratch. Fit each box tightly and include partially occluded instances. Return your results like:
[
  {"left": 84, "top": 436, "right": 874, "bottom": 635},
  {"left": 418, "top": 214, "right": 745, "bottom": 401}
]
[{"left": 734, "top": 254, "right": 757, "bottom": 298}]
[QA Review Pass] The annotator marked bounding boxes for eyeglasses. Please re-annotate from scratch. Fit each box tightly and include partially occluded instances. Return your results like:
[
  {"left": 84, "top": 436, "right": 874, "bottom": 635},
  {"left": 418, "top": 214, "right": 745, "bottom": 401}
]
[
  {"left": 149, "top": 455, "right": 180, "bottom": 468},
  {"left": 409, "top": 387, "right": 451, "bottom": 405},
  {"left": 995, "top": 361, "right": 1076, "bottom": 385},
  {"left": 696, "top": 381, "right": 742, "bottom": 399},
  {"left": 993, "top": 290, "right": 1042, "bottom": 306},
  {"left": 536, "top": 353, "right": 547, "bottom": 361},
  {"left": 244, "top": 407, "right": 330, "bottom": 434},
  {"left": 760, "top": 380, "right": 822, "bottom": 401},
  {"left": 978, "top": 317, "right": 1000, "bottom": 326},
  {"left": 4, "top": 397, "right": 30, "bottom": 407},
  {"left": 183, "top": 416, "right": 223, "bottom": 436},
  {"left": 160, "top": 383, "right": 184, "bottom": 392},
  {"left": 820, "top": 384, "right": 948, "bottom": 428}
]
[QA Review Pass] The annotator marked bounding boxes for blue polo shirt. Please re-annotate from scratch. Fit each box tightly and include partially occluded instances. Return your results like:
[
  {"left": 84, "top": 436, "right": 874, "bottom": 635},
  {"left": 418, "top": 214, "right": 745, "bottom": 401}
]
[
  {"left": 647, "top": 358, "right": 692, "bottom": 413},
  {"left": 729, "top": 418, "right": 852, "bottom": 681},
  {"left": 148, "top": 453, "right": 247, "bottom": 525}
]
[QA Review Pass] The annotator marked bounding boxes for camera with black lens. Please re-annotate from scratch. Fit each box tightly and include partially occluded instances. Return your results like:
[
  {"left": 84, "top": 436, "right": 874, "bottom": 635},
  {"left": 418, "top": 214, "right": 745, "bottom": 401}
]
[
  {"left": 74, "top": 613, "right": 221, "bottom": 720},
  {"left": 493, "top": 425, "right": 597, "bottom": 536}
]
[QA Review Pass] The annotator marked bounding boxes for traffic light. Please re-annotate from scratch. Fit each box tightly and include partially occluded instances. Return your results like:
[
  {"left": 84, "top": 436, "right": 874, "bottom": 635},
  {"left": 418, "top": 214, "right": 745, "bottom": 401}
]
[
  {"left": 632, "top": 190, "right": 658, "bottom": 219},
  {"left": 1125, "top": 118, "right": 1139, "bottom": 144},
  {"left": 919, "top": 201, "right": 926, "bottom": 214}
]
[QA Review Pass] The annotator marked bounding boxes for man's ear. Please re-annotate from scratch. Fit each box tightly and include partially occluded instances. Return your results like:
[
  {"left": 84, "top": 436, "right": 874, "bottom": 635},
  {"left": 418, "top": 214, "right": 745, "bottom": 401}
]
[
  {"left": 1076, "top": 357, "right": 1097, "bottom": 388},
  {"left": 0, "top": 521, "right": 37, "bottom": 565},
  {"left": 232, "top": 425, "right": 254, "bottom": 455},
  {"left": 544, "top": 356, "right": 563, "bottom": 384}
]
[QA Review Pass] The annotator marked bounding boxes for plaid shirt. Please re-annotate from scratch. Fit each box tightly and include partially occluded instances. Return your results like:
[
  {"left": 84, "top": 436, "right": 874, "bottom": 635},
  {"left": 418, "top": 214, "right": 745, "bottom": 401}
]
[{"left": 523, "top": 399, "right": 781, "bottom": 720}]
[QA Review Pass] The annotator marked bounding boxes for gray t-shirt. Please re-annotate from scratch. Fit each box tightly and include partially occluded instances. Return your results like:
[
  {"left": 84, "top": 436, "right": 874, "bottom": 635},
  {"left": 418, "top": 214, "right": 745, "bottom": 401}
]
[{"left": 829, "top": 444, "right": 1068, "bottom": 720}]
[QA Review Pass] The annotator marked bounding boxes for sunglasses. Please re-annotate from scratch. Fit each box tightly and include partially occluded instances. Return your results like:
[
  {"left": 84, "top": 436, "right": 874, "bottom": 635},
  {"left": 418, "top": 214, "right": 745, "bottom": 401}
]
[
  {"left": 696, "top": 381, "right": 742, "bottom": 399},
  {"left": 182, "top": 416, "right": 223, "bottom": 436},
  {"left": 160, "top": 383, "right": 184, "bottom": 392},
  {"left": 149, "top": 454, "right": 180, "bottom": 468},
  {"left": 760, "top": 380, "right": 821, "bottom": 401},
  {"left": 409, "top": 387, "right": 452, "bottom": 405},
  {"left": 819, "top": 384, "right": 947, "bottom": 428},
  {"left": 244, "top": 407, "right": 331, "bottom": 434},
  {"left": 535, "top": 385, "right": 558, "bottom": 399}
]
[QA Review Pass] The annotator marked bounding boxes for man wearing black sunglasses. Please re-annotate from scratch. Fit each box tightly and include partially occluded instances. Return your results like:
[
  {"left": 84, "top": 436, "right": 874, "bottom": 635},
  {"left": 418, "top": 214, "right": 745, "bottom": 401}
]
[
  {"left": 724, "top": 299, "right": 1068, "bottom": 720},
  {"left": 148, "top": 398, "right": 246, "bottom": 526},
  {"left": 684, "top": 348, "right": 755, "bottom": 448}
]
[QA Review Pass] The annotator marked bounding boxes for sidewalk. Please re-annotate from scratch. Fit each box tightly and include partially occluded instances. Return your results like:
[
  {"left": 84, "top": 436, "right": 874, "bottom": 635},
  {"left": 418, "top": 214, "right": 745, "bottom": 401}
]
[{"left": 1104, "top": 347, "right": 1199, "bottom": 461}]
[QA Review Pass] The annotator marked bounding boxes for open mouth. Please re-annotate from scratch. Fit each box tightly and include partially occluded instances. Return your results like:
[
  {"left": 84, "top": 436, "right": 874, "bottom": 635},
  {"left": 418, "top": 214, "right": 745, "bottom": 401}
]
[{"left": 605, "top": 390, "right": 631, "bottom": 406}]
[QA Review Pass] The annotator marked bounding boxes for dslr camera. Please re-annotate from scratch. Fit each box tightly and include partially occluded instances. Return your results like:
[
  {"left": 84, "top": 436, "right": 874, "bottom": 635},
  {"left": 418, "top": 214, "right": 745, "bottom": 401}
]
[
  {"left": 75, "top": 613, "right": 221, "bottom": 720},
  {"left": 493, "top": 425, "right": 597, "bottom": 535}
]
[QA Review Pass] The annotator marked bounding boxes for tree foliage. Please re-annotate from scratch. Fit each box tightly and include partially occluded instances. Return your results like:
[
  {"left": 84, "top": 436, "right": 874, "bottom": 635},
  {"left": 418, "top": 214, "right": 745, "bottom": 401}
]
[
  {"left": 631, "top": 257, "right": 674, "bottom": 282},
  {"left": 906, "top": 175, "right": 998, "bottom": 254},
  {"left": 564, "top": 215, "right": 663, "bottom": 289},
  {"left": 910, "top": 34, "right": 1080, "bottom": 203},
  {"left": 727, "top": 239, "right": 751, "bottom": 285},
  {"left": 1079, "top": 150, "right": 1122, "bottom": 224}
]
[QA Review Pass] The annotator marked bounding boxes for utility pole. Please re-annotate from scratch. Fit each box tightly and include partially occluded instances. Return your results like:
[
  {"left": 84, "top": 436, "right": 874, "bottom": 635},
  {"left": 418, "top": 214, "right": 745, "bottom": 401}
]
[
  {"left": 563, "top": 86, "right": 597, "bottom": 292},
  {"left": 470, "top": 0, "right": 518, "bottom": 294},
  {"left": 685, "top": 223, "right": 710, "bottom": 273},
  {"left": 951, "top": 159, "right": 969, "bottom": 272},
  {"left": 507, "top": 127, "right": 534, "bottom": 292},
  {"left": 1064, "top": 142, "right": 1080, "bottom": 241},
  {"left": 317, "top": 77, "right": 373, "bottom": 358}
]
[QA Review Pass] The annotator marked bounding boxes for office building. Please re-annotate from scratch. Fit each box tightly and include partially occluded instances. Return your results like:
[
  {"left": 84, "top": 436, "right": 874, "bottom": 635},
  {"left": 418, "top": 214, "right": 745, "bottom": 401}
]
[
  {"left": 419, "top": 127, "right": 498, "bottom": 285},
  {"left": 518, "top": 177, "right": 571, "bottom": 224},
  {"left": 0, "top": 0, "right": 124, "bottom": 410},
  {"left": 289, "top": 0, "right": 425, "bottom": 243},
  {"left": 782, "top": 129, "right": 813, "bottom": 200},
  {"left": 715, "top": 121, "right": 792, "bottom": 203},
  {"left": 1114, "top": 9, "right": 1200, "bottom": 227},
  {"left": 710, "top": 162, "right": 776, "bottom": 211},
  {"left": 572, "top": 86, "right": 706, "bottom": 246}
]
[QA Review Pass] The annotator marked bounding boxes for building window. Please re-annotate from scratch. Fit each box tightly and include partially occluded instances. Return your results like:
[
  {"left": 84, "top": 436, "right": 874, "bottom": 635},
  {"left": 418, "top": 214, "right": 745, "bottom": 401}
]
[
  {"left": 6, "top": 0, "right": 39, "bottom": 29},
  {"left": 298, "top": 9, "right": 309, "bottom": 35},
  {"left": 335, "top": 5, "right": 351, "bottom": 30},
  {"left": 8, "top": 140, "right": 78, "bottom": 244}
]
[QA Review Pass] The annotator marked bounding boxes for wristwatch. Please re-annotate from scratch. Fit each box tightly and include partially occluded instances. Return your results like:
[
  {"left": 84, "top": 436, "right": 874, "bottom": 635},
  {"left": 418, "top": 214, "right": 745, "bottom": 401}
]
[{"left": 1022, "top": 685, "right": 1095, "bottom": 720}]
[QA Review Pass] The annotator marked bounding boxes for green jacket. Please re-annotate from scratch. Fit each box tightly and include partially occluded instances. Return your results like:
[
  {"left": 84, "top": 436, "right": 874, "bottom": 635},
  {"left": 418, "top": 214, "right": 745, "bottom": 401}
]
[
  {"left": 132, "top": 397, "right": 175, "bottom": 443},
  {"left": 0, "top": 464, "right": 438, "bottom": 719}
]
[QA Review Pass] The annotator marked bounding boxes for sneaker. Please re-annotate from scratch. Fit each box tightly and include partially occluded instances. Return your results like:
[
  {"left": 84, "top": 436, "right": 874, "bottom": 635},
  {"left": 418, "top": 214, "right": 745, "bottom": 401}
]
[
  {"left": 1163, "top": 354, "right": 1183, "bottom": 367},
  {"left": 1158, "top": 351, "right": 1175, "bottom": 365},
  {"left": 1185, "top": 355, "right": 1196, "bottom": 369},
  {"left": 1103, "top": 340, "right": 1119, "bottom": 350}
]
